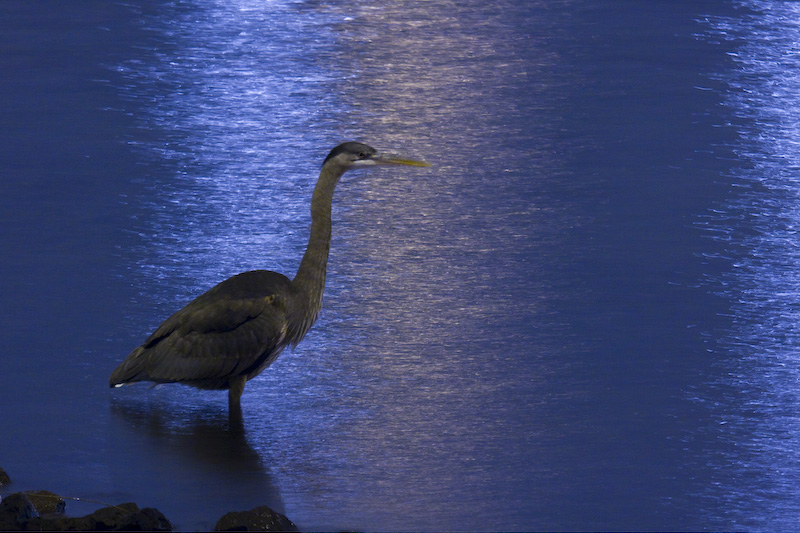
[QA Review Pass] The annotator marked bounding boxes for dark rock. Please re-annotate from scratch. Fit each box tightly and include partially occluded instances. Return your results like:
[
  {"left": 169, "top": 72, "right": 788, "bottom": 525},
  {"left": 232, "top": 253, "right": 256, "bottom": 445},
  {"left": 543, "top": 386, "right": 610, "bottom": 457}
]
[
  {"left": 0, "top": 495, "right": 171, "bottom": 531},
  {"left": 0, "top": 493, "right": 38, "bottom": 530},
  {"left": 0, "top": 467, "right": 11, "bottom": 487},
  {"left": 214, "top": 505, "right": 299, "bottom": 532},
  {"left": 83, "top": 502, "right": 172, "bottom": 531},
  {"left": 116, "top": 506, "right": 173, "bottom": 531},
  {"left": 86, "top": 502, "right": 141, "bottom": 529},
  {"left": 33, "top": 514, "right": 94, "bottom": 531},
  {"left": 25, "top": 490, "right": 66, "bottom": 514}
]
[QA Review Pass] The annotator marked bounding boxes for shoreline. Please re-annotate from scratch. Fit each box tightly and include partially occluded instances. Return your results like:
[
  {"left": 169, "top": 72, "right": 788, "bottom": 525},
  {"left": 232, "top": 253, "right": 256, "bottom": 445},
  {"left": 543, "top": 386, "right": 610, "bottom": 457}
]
[{"left": 0, "top": 467, "right": 298, "bottom": 532}]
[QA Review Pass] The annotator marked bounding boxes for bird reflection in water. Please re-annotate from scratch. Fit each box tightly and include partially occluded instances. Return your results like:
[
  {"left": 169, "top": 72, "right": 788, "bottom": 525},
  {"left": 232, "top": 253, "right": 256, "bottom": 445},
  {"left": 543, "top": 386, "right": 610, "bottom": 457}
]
[
  {"left": 110, "top": 143, "right": 429, "bottom": 413},
  {"left": 108, "top": 397, "right": 285, "bottom": 529}
]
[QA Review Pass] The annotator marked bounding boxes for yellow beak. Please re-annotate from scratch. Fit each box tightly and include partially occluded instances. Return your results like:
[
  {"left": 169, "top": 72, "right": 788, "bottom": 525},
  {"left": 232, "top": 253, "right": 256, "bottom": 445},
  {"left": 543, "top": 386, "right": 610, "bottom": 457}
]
[{"left": 374, "top": 153, "right": 431, "bottom": 167}]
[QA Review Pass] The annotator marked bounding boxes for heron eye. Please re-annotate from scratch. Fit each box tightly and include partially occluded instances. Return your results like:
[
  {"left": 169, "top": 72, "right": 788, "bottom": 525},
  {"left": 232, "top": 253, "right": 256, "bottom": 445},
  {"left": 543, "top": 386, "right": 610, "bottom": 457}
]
[{"left": 358, "top": 152, "right": 367, "bottom": 159}]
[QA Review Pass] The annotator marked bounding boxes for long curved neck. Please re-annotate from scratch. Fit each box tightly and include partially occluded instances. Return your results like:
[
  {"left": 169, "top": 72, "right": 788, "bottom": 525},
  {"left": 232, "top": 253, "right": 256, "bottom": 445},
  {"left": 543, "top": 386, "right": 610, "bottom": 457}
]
[{"left": 289, "top": 162, "right": 344, "bottom": 341}]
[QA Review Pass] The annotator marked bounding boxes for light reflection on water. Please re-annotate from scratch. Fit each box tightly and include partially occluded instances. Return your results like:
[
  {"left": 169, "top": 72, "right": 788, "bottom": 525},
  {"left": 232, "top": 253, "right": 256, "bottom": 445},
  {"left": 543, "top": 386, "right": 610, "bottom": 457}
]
[
  {"left": 700, "top": 2, "right": 800, "bottom": 529},
  {"left": 72, "top": 0, "right": 800, "bottom": 530},
  {"left": 17, "top": 0, "right": 800, "bottom": 529},
  {"left": 245, "top": 3, "right": 595, "bottom": 530},
  {"left": 116, "top": 0, "right": 347, "bottom": 302},
  {"left": 110, "top": 1, "right": 590, "bottom": 530}
]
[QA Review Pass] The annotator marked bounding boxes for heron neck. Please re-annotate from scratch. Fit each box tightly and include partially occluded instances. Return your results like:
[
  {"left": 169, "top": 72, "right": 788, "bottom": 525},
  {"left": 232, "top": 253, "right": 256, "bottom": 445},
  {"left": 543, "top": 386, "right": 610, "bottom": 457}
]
[{"left": 291, "top": 164, "right": 343, "bottom": 333}]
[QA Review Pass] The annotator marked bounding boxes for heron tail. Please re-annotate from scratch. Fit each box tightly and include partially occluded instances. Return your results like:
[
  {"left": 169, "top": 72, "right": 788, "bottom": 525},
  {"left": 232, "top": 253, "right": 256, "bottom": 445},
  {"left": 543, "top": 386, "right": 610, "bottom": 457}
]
[{"left": 109, "top": 346, "right": 150, "bottom": 388}]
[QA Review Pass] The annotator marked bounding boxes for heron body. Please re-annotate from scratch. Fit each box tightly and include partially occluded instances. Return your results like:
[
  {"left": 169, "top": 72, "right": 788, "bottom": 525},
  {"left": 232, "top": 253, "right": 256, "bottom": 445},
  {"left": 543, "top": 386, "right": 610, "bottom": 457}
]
[{"left": 109, "top": 142, "right": 429, "bottom": 409}]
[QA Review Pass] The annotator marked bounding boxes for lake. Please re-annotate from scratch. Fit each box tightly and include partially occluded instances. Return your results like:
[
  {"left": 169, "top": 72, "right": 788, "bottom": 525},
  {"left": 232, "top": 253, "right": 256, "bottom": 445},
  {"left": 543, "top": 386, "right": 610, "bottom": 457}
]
[{"left": 2, "top": 0, "right": 799, "bottom": 530}]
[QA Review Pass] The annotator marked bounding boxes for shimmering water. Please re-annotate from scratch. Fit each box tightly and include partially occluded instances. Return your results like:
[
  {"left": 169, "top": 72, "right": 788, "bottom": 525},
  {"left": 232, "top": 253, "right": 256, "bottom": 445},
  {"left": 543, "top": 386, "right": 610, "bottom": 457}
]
[
  {"left": 4, "top": 0, "right": 800, "bottom": 530},
  {"left": 692, "top": 3, "right": 800, "bottom": 530}
]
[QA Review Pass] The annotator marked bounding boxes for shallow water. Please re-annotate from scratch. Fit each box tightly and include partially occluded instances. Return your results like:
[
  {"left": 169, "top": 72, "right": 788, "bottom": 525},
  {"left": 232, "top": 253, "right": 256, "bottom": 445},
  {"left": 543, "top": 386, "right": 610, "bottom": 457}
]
[{"left": 2, "top": 0, "right": 800, "bottom": 530}]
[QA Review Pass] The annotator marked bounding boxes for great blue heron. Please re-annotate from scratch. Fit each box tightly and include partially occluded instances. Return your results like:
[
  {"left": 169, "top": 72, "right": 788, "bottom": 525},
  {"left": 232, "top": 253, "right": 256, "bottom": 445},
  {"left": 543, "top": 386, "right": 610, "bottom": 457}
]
[{"left": 109, "top": 141, "right": 429, "bottom": 410}]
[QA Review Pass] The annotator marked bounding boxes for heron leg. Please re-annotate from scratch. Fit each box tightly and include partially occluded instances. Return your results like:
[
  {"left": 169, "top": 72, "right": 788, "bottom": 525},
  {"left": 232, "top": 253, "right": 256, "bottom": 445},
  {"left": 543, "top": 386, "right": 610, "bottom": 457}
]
[{"left": 228, "top": 375, "right": 246, "bottom": 408}]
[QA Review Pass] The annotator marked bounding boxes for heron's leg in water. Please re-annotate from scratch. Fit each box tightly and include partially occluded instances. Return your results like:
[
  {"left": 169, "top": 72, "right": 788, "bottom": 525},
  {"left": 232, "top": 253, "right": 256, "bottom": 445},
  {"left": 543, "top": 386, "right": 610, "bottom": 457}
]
[
  {"left": 228, "top": 375, "right": 246, "bottom": 407},
  {"left": 228, "top": 378, "right": 245, "bottom": 430}
]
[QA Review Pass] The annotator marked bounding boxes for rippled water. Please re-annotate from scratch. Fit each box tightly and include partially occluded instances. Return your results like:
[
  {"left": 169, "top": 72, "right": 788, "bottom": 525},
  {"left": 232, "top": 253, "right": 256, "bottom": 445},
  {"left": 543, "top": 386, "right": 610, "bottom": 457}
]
[
  {"left": 4, "top": 0, "right": 800, "bottom": 530},
  {"left": 693, "top": 3, "right": 800, "bottom": 529}
]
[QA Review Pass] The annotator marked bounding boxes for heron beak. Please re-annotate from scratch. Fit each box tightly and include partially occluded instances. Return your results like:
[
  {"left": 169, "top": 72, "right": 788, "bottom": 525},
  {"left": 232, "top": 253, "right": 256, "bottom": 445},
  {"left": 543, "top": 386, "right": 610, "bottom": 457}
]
[{"left": 373, "top": 152, "right": 431, "bottom": 167}]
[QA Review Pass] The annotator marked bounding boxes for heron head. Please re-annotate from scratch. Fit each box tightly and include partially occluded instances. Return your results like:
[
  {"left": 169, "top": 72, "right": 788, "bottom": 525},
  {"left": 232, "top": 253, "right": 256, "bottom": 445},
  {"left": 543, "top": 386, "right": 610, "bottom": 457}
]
[{"left": 323, "top": 141, "right": 430, "bottom": 170}]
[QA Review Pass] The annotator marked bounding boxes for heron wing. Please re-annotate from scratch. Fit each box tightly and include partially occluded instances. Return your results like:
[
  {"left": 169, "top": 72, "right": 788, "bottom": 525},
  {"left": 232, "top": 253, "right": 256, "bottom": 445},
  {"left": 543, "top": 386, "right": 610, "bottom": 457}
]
[
  {"left": 111, "top": 271, "right": 294, "bottom": 386},
  {"left": 153, "top": 297, "right": 286, "bottom": 374}
]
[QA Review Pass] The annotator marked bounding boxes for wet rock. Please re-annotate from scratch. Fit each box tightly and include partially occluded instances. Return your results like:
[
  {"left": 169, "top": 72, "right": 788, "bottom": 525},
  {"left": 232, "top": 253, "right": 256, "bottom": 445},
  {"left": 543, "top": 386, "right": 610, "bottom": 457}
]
[
  {"left": 34, "top": 513, "right": 94, "bottom": 532},
  {"left": 0, "top": 467, "right": 11, "bottom": 487},
  {"left": 25, "top": 490, "right": 66, "bottom": 515},
  {"left": 0, "top": 493, "right": 38, "bottom": 530},
  {"left": 214, "top": 505, "right": 299, "bottom": 532},
  {"left": 82, "top": 502, "right": 172, "bottom": 531},
  {"left": 0, "top": 494, "right": 172, "bottom": 531}
]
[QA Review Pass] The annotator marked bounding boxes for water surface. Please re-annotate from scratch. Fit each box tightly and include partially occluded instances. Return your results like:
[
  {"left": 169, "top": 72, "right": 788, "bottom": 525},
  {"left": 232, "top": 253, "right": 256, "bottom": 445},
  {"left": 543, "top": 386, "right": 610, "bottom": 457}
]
[{"left": 2, "top": 0, "right": 800, "bottom": 530}]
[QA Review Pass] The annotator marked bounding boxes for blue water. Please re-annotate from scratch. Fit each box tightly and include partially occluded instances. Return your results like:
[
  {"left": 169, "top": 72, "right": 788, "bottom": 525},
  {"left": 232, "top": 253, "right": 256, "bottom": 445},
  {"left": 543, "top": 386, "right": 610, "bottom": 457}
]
[{"left": 3, "top": 0, "right": 800, "bottom": 530}]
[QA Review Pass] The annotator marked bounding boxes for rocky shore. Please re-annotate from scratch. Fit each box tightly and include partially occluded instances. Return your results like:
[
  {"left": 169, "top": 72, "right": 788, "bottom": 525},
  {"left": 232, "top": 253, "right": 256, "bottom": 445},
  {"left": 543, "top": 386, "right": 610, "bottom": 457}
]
[{"left": 0, "top": 467, "right": 299, "bottom": 532}]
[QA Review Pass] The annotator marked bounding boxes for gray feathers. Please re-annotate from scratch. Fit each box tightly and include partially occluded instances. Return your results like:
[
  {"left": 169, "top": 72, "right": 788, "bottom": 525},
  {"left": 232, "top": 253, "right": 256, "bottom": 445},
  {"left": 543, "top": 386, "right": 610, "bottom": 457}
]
[{"left": 109, "top": 271, "right": 294, "bottom": 391}]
